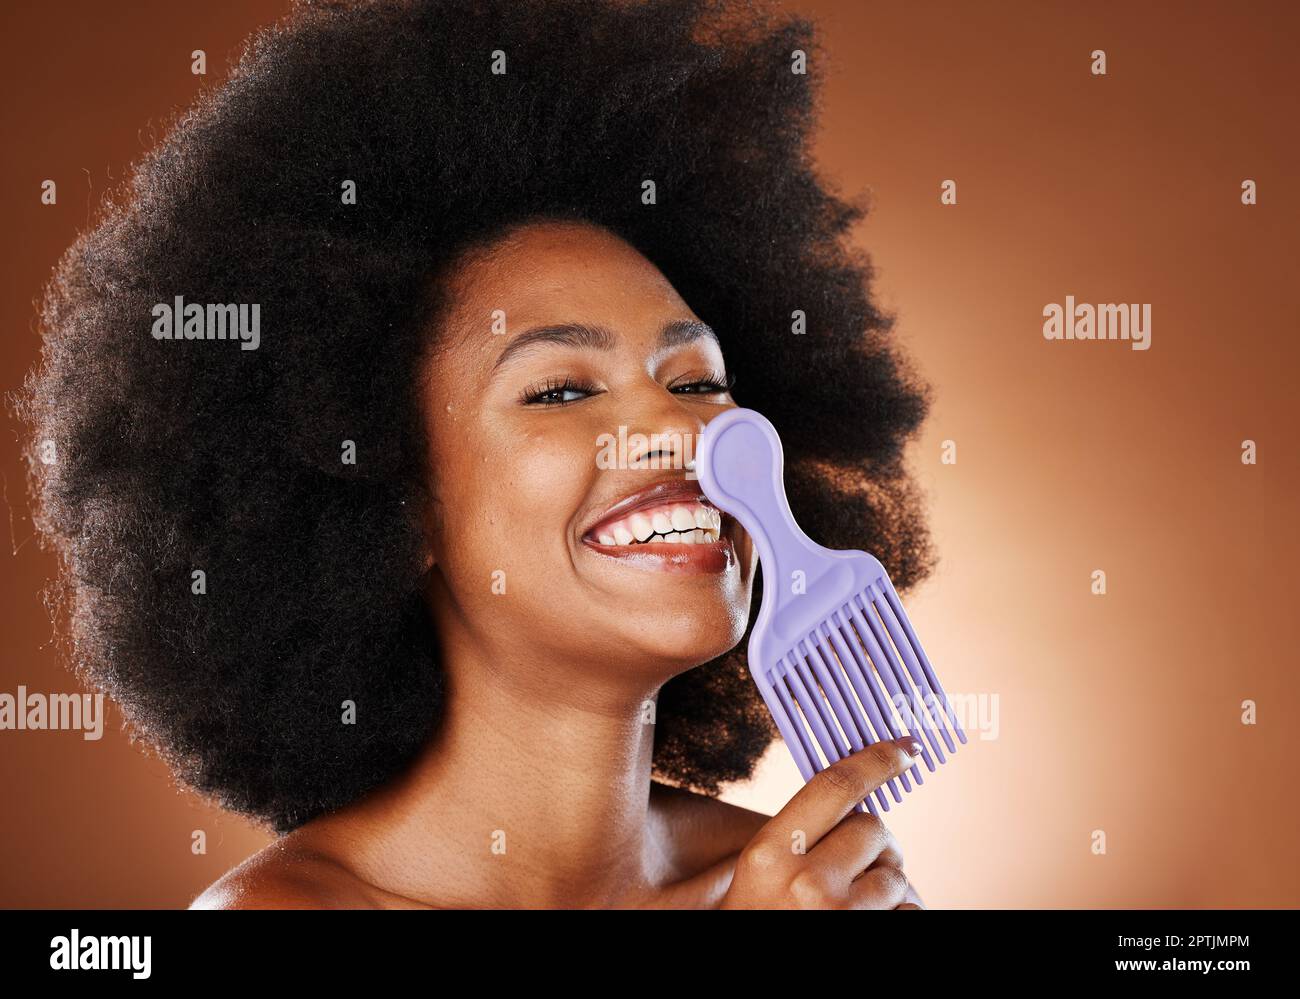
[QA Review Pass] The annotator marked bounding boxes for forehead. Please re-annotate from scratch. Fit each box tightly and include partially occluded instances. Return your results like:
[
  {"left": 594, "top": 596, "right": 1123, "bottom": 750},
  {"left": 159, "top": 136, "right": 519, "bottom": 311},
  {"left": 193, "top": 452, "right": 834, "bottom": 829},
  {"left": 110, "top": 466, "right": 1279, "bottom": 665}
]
[{"left": 439, "top": 221, "right": 695, "bottom": 344}]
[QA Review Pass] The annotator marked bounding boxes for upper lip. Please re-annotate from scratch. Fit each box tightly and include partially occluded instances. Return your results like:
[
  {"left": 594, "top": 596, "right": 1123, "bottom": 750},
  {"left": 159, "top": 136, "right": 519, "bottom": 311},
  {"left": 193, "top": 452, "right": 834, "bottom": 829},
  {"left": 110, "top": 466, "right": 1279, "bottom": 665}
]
[{"left": 581, "top": 477, "right": 717, "bottom": 541}]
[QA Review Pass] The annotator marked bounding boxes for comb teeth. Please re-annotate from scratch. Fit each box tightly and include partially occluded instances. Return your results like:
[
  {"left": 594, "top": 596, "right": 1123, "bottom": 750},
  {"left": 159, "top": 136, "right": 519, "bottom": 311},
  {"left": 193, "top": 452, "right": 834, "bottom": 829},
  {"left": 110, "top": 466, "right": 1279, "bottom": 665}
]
[{"left": 769, "top": 574, "right": 967, "bottom": 817}]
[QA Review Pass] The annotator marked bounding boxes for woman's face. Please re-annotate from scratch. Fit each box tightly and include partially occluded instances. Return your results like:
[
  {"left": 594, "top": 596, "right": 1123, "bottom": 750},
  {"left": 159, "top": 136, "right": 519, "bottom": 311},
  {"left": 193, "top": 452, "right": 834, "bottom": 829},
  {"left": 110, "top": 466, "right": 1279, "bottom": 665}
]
[{"left": 420, "top": 221, "right": 755, "bottom": 683}]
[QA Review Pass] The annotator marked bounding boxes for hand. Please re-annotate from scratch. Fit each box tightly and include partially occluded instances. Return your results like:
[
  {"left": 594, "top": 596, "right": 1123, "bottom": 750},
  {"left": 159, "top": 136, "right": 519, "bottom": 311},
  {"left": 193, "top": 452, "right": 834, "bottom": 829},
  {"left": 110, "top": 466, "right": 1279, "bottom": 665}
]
[{"left": 719, "top": 736, "right": 926, "bottom": 909}]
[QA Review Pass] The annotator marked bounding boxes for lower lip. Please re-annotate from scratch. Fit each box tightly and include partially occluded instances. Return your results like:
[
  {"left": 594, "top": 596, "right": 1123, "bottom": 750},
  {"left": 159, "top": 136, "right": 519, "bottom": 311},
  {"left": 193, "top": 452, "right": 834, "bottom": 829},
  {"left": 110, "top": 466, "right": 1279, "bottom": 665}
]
[{"left": 581, "top": 535, "right": 738, "bottom": 574}]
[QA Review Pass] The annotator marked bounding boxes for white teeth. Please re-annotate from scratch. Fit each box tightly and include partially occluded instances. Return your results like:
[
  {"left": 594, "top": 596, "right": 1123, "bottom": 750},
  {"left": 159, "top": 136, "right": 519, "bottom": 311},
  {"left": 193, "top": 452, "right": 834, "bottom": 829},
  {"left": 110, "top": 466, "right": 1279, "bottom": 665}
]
[
  {"left": 591, "top": 501, "right": 724, "bottom": 548},
  {"left": 670, "top": 507, "right": 696, "bottom": 532},
  {"left": 629, "top": 512, "right": 655, "bottom": 542}
]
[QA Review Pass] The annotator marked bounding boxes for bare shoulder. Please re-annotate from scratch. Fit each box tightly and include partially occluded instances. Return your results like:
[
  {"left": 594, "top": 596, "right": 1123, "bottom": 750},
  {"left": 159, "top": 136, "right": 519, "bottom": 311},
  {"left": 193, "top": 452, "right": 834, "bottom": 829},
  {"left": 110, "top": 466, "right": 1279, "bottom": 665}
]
[
  {"left": 649, "top": 780, "right": 770, "bottom": 872},
  {"left": 189, "top": 838, "right": 378, "bottom": 910}
]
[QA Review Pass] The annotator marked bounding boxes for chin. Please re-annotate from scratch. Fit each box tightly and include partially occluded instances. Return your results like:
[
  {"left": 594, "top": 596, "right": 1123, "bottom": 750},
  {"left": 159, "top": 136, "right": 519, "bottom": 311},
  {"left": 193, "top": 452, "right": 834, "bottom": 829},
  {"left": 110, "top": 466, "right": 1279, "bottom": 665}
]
[{"left": 629, "top": 604, "right": 750, "bottom": 673}]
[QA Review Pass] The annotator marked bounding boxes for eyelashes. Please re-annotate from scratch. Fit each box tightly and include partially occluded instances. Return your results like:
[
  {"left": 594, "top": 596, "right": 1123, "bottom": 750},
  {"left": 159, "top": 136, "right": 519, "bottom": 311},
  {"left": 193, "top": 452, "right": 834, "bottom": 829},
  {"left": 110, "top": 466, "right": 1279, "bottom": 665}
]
[
  {"left": 676, "top": 369, "right": 737, "bottom": 395},
  {"left": 519, "top": 369, "right": 736, "bottom": 406},
  {"left": 519, "top": 375, "right": 598, "bottom": 406}
]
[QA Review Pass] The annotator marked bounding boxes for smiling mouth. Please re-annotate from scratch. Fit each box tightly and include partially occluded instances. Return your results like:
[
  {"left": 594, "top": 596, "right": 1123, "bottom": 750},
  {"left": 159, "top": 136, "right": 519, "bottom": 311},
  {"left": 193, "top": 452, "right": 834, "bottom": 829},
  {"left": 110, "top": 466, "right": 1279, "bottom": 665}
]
[
  {"left": 581, "top": 497, "right": 738, "bottom": 574},
  {"left": 586, "top": 499, "right": 722, "bottom": 547}
]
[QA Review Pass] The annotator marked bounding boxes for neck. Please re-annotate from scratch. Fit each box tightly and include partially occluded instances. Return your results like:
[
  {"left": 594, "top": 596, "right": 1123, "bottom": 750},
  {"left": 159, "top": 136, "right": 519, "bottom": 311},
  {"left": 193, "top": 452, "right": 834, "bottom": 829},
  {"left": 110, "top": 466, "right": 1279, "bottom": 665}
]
[{"left": 306, "top": 601, "right": 672, "bottom": 908}]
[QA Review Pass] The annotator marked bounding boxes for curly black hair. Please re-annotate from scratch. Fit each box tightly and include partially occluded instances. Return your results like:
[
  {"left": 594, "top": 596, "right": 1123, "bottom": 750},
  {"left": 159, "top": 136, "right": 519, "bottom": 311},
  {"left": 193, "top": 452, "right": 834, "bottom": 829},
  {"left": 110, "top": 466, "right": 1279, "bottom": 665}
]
[{"left": 19, "top": 0, "right": 933, "bottom": 834}]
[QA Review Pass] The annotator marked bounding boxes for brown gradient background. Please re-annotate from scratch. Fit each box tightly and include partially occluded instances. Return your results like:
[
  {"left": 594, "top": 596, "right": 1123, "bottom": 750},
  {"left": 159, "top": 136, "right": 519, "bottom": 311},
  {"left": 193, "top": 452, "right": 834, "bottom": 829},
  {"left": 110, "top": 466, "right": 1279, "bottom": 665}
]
[{"left": 1, "top": 0, "right": 1296, "bottom": 908}]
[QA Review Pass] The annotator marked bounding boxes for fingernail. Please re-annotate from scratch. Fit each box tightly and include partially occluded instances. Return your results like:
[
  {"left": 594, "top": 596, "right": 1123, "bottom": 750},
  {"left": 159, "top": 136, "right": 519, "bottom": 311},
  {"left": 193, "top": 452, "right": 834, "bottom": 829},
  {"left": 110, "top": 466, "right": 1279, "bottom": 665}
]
[{"left": 900, "top": 737, "right": 923, "bottom": 758}]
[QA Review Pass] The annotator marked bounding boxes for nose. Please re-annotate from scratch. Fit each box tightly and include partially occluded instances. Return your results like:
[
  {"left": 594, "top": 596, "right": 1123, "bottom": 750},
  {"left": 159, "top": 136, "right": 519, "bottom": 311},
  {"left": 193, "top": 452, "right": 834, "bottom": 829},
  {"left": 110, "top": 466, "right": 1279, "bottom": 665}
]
[{"left": 621, "top": 379, "right": 709, "bottom": 473}]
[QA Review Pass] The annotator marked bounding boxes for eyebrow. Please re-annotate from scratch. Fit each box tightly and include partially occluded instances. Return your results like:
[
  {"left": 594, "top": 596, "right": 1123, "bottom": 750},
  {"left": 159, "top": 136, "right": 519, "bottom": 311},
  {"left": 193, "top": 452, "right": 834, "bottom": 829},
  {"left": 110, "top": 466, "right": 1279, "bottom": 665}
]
[{"left": 491, "top": 318, "right": 719, "bottom": 372}]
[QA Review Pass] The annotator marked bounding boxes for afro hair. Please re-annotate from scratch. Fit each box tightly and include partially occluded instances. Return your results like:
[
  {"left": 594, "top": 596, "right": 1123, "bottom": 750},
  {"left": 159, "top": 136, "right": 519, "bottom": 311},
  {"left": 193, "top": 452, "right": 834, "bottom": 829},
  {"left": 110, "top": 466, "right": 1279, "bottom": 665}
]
[{"left": 19, "top": 0, "right": 934, "bottom": 833}]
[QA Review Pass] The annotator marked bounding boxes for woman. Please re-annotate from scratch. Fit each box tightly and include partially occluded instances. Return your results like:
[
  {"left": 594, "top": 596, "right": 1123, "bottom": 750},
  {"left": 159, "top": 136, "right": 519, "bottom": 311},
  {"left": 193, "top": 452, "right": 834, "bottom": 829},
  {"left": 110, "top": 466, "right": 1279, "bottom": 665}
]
[{"left": 21, "top": 0, "right": 935, "bottom": 908}]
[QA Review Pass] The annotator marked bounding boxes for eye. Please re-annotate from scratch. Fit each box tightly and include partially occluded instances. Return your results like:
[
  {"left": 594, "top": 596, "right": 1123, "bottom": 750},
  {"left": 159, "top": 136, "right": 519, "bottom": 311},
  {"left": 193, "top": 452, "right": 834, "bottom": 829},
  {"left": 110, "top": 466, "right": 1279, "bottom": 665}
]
[
  {"left": 520, "top": 376, "right": 602, "bottom": 407},
  {"left": 671, "top": 369, "right": 736, "bottom": 395}
]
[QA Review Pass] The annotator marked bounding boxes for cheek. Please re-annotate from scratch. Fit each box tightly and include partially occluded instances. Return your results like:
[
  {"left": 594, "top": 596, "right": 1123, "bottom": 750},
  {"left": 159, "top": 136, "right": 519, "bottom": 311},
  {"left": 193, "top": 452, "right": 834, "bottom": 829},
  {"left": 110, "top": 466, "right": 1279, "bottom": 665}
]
[
  {"left": 494, "top": 424, "right": 593, "bottom": 547},
  {"left": 439, "top": 422, "right": 592, "bottom": 589}
]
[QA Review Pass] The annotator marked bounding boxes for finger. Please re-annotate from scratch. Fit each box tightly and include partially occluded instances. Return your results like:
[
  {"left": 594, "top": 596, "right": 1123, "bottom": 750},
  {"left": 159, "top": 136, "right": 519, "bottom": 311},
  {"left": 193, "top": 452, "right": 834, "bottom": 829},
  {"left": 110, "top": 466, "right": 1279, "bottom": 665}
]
[
  {"left": 846, "top": 863, "right": 911, "bottom": 910},
  {"left": 862, "top": 824, "right": 905, "bottom": 874},
  {"left": 898, "top": 881, "right": 925, "bottom": 908},
  {"left": 770, "top": 737, "right": 923, "bottom": 846},
  {"left": 807, "top": 810, "right": 903, "bottom": 883}
]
